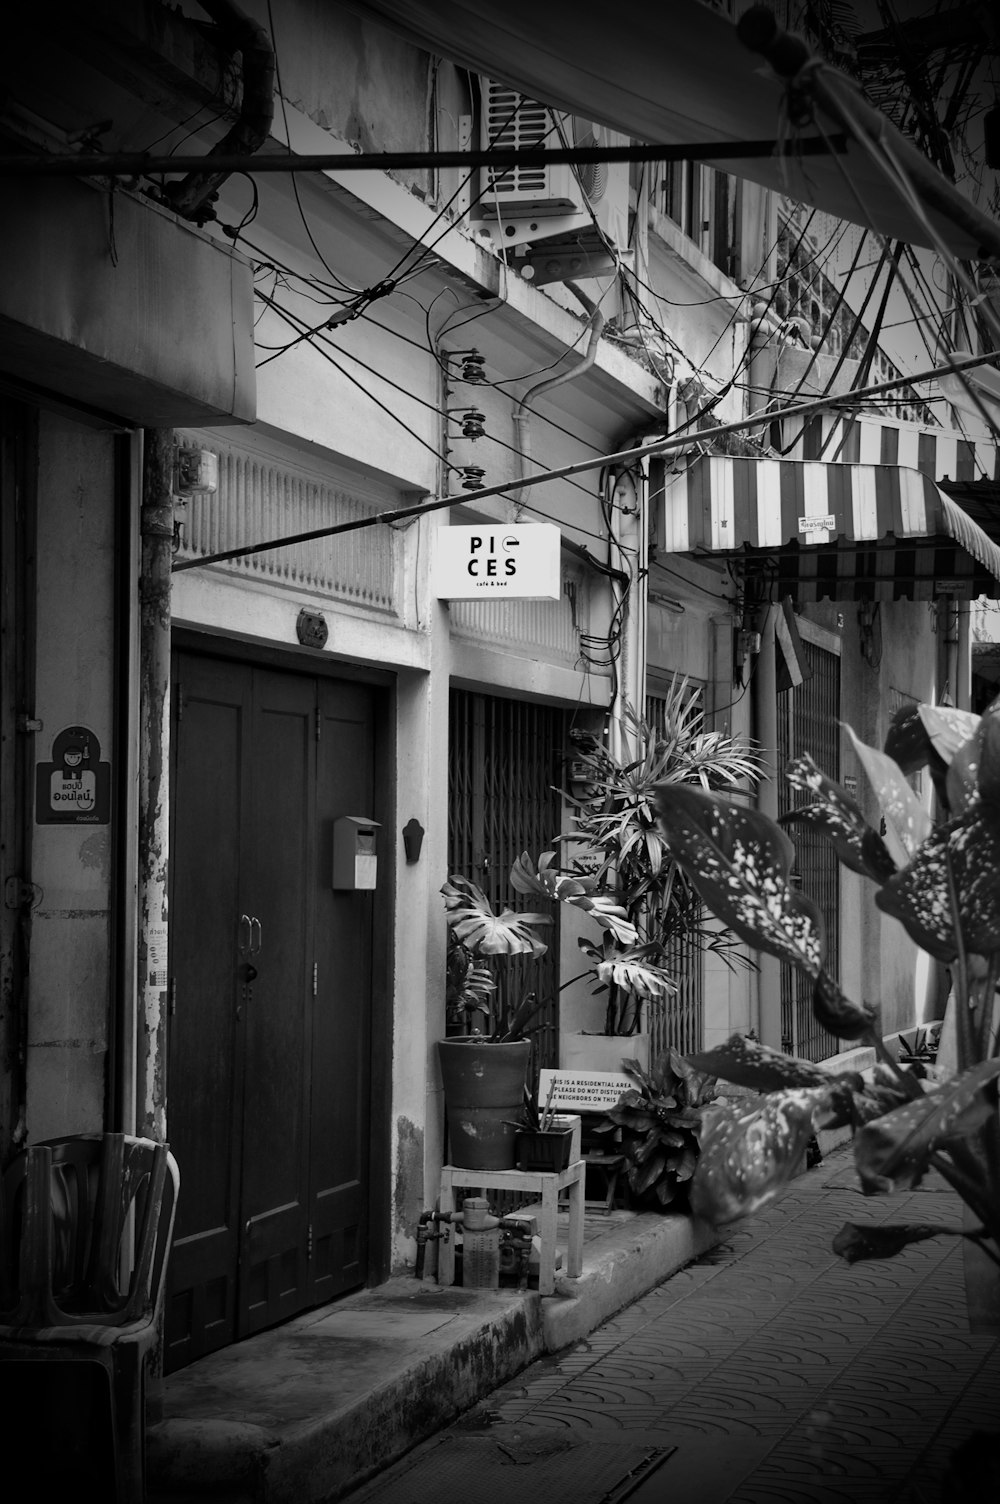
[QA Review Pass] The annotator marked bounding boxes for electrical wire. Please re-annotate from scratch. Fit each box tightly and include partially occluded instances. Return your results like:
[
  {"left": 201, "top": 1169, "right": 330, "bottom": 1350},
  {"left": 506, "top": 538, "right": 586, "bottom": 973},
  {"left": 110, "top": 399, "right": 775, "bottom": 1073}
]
[
  {"left": 264, "top": 0, "right": 360, "bottom": 295},
  {"left": 809, "top": 88, "right": 1000, "bottom": 458},
  {"left": 255, "top": 290, "right": 468, "bottom": 484},
  {"left": 255, "top": 285, "right": 614, "bottom": 509},
  {"left": 255, "top": 288, "right": 644, "bottom": 538}
]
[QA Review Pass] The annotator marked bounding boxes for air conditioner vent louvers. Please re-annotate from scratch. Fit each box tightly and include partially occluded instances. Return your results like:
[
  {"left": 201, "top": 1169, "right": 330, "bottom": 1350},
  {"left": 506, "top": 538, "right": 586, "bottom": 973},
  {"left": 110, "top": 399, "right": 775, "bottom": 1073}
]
[
  {"left": 475, "top": 79, "right": 629, "bottom": 251},
  {"left": 485, "top": 89, "right": 551, "bottom": 197}
]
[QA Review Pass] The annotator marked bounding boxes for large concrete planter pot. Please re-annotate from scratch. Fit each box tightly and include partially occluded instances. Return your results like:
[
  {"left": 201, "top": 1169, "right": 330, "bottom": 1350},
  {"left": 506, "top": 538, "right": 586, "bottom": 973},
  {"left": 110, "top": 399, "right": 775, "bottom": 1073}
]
[
  {"left": 559, "top": 1032, "right": 651, "bottom": 1074},
  {"left": 436, "top": 1038, "right": 531, "bottom": 1171}
]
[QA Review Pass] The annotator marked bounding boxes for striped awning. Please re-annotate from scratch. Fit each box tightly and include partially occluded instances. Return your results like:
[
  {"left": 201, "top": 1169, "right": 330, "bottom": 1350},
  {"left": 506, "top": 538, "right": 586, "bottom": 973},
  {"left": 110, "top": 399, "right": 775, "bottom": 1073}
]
[{"left": 654, "top": 457, "right": 1000, "bottom": 603}]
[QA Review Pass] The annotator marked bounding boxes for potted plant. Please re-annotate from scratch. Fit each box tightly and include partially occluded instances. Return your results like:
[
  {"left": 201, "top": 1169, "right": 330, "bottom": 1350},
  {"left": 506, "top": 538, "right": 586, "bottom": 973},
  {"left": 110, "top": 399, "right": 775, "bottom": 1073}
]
[
  {"left": 593, "top": 1047, "right": 719, "bottom": 1210},
  {"left": 438, "top": 858, "right": 649, "bottom": 1170},
  {"left": 558, "top": 686, "right": 764, "bottom": 1068},
  {"left": 654, "top": 699, "right": 1000, "bottom": 1332},
  {"left": 511, "top": 1078, "right": 578, "bottom": 1173}
]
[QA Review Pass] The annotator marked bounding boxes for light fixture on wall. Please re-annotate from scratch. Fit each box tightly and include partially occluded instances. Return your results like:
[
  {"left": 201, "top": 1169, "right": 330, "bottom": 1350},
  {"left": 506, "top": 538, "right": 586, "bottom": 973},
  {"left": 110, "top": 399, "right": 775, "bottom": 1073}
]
[{"left": 402, "top": 818, "right": 425, "bottom": 863}]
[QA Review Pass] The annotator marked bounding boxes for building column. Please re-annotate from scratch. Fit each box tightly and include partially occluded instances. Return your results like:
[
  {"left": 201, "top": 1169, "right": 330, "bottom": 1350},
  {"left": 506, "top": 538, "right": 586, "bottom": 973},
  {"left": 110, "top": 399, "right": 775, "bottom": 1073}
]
[
  {"left": 137, "top": 430, "right": 173, "bottom": 1143},
  {"left": 755, "top": 605, "right": 783, "bottom": 1050}
]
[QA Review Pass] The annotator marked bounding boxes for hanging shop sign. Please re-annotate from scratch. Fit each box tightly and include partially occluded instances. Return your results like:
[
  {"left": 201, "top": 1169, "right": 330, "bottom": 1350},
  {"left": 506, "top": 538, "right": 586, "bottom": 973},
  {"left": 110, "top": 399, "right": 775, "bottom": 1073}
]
[
  {"left": 35, "top": 724, "right": 111, "bottom": 825},
  {"left": 434, "top": 523, "right": 561, "bottom": 600}
]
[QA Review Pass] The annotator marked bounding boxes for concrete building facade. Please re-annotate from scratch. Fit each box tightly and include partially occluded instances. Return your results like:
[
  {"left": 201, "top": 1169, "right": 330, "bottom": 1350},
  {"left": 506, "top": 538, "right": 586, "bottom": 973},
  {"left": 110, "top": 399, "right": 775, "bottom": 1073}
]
[{"left": 2, "top": 0, "right": 998, "bottom": 1376}]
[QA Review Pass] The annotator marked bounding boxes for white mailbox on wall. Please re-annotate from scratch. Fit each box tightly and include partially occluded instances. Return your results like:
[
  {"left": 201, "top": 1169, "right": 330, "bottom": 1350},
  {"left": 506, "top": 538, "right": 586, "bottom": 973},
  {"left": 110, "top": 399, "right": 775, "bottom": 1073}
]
[{"left": 332, "top": 816, "right": 380, "bottom": 890}]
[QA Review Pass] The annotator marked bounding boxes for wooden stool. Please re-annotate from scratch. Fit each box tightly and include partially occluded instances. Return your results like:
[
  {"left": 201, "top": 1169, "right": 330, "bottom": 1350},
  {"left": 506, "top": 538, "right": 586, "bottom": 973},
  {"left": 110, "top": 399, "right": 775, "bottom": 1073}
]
[
  {"left": 437, "top": 1160, "right": 585, "bottom": 1295},
  {"left": 583, "top": 1152, "right": 627, "bottom": 1213}
]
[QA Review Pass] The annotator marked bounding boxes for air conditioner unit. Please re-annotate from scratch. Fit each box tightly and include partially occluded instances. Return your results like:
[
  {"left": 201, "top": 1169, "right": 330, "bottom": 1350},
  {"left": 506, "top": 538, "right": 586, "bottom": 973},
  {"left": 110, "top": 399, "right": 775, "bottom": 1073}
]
[
  {"left": 479, "top": 81, "right": 583, "bottom": 217},
  {"left": 476, "top": 81, "right": 629, "bottom": 251}
]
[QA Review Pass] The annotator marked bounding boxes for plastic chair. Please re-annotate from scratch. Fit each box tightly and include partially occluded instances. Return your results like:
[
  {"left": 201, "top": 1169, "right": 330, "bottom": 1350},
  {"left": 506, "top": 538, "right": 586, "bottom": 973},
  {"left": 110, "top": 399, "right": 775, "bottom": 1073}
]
[{"left": 0, "top": 1132, "right": 179, "bottom": 1501}]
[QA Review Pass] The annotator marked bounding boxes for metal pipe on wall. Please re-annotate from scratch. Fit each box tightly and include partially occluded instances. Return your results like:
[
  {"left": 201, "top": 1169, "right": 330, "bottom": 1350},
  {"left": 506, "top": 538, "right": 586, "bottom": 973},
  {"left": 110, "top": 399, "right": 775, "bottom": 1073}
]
[
  {"left": 754, "top": 605, "right": 783, "bottom": 1050},
  {"left": 137, "top": 430, "right": 173, "bottom": 1143}
]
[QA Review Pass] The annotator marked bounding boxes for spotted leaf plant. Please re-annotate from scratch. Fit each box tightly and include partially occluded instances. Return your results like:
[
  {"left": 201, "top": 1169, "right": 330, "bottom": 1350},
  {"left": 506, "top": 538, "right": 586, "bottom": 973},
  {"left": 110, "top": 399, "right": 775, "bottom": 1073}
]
[{"left": 654, "top": 701, "right": 1000, "bottom": 1333}]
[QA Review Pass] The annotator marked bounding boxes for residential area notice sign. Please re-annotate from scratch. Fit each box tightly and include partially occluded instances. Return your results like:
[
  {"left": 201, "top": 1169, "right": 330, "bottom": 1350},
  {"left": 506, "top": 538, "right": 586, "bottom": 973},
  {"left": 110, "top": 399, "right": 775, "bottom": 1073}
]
[
  {"left": 538, "top": 1069, "right": 632, "bottom": 1112},
  {"left": 434, "top": 523, "right": 561, "bottom": 599}
]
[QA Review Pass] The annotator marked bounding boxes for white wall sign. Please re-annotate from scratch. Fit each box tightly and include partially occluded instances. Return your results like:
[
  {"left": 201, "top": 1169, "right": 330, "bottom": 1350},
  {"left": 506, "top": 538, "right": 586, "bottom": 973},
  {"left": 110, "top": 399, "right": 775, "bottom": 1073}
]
[
  {"left": 538, "top": 1069, "right": 632, "bottom": 1113},
  {"left": 435, "top": 523, "right": 561, "bottom": 599}
]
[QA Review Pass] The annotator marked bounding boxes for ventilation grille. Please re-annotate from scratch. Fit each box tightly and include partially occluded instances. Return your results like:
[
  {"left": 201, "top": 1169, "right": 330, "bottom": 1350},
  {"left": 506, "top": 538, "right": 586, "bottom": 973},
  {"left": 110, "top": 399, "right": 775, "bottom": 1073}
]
[
  {"left": 479, "top": 81, "right": 582, "bottom": 214},
  {"left": 449, "top": 576, "right": 587, "bottom": 666},
  {"left": 484, "top": 85, "right": 551, "bottom": 198}
]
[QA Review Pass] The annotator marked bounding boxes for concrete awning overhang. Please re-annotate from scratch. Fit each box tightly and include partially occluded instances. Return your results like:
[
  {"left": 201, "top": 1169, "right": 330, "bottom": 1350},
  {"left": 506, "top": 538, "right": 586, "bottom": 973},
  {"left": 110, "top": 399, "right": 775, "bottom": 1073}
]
[
  {"left": 344, "top": 0, "right": 1000, "bottom": 261},
  {"left": 0, "top": 175, "right": 255, "bottom": 429},
  {"left": 654, "top": 456, "right": 1000, "bottom": 603}
]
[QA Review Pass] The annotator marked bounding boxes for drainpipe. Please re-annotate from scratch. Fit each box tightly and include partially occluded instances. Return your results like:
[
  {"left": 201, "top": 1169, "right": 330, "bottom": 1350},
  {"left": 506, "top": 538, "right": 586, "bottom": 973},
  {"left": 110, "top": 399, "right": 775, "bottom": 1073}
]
[
  {"left": 607, "top": 463, "right": 645, "bottom": 765},
  {"left": 510, "top": 281, "right": 605, "bottom": 517},
  {"left": 957, "top": 601, "right": 971, "bottom": 711},
  {"left": 754, "top": 606, "right": 783, "bottom": 1050},
  {"left": 137, "top": 431, "right": 173, "bottom": 1143},
  {"left": 941, "top": 597, "right": 961, "bottom": 707},
  {"left": 164, "top": 0, "right": 275, "bottom": 223},
  {"left": 747, "top": 302, "right": 783, "bottom": 417}
]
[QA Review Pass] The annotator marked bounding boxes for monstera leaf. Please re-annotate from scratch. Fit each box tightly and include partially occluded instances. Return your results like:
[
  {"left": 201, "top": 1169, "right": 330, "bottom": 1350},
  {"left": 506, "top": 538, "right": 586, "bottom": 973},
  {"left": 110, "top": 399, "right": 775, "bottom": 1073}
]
[
  {"left": 654, "top": 785, "right": 825, "bottom": 977},
  {"left": 581, "top": 935, "right": 676, "bottom": 1003},
  {"left": 686, "top": 1033, "right": 849, "bottom": 1094},
  {"left": 781, "top": 754, "right": 897, "bottom": 883},
  {"left": 843, "top": 724, "right": 931, "bottom": 863},
  {"left": 691, "top": 1086, "right": 839, "bottom": 1225},
  {"left": 440, "top": 874, "right": 551, "bottom": 957},
  {"left": 854, "top": 1057, "right": 1000, "bottom": 1194},
  {"left": 875, "top": 804, "right": 1000, "bottom": 961},
  {"left": 509, "top": 850, "right": 638, "bottom": 945}
]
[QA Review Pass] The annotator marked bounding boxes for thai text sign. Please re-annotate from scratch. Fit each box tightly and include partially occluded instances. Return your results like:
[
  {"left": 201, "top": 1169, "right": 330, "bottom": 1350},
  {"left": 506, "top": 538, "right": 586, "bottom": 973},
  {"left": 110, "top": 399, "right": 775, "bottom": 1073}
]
[
  {"left": 538, "top": 1068, "right": 631, "bottom": 1113},
  {"left": 435, "top": 523, "right": 561, "bottom": 599}
]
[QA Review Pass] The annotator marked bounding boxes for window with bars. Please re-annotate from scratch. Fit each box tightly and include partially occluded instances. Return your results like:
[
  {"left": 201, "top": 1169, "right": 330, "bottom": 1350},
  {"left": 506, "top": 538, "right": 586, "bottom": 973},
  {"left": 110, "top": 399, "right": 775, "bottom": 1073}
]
[
  {"left": 777, "top": 639, "right": 842, "bottom": 1062},
  {"left": 447, "top": 689, "right": 569, "bottom": 1070},
  {"left": 644, "top": 681, "right": 706, "bottom": 1058}
]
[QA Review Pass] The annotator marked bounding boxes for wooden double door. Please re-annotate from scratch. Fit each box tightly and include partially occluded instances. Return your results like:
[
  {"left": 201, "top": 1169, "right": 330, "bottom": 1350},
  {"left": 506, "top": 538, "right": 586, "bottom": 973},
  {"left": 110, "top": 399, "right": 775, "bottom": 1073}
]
[{"left": 165, "top": 650, "right": 379, "bottom": 1371}]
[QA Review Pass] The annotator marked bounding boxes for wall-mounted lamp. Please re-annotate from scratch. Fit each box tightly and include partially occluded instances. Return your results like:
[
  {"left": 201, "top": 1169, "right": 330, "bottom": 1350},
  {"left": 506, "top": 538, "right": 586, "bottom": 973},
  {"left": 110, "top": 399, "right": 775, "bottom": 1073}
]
[{"left": 402, "top": 818, "right": 425, "bottom": 863}]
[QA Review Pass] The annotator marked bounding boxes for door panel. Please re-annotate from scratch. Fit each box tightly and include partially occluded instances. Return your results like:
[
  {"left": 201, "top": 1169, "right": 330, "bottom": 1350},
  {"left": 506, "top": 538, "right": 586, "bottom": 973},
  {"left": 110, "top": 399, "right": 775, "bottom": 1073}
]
[
  {"left": 241, "top": 670, "right": 315, "bottom": 1335},
  {"left": 309, "top": 679, "right": 375, "bottom": 1302},
  {"left": 166, "top": 652, "right": 376, "bottom": 1370},
  {"left": 165, "top": 658, "right": 249, "bottom": 1369}
]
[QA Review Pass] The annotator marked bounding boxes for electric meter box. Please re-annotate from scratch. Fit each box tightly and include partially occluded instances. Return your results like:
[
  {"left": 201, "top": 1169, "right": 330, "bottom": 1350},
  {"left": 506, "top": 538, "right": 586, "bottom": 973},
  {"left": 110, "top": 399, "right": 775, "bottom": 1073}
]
[{"left": 332, "top": 816, "right": 380, "bottom": 890}]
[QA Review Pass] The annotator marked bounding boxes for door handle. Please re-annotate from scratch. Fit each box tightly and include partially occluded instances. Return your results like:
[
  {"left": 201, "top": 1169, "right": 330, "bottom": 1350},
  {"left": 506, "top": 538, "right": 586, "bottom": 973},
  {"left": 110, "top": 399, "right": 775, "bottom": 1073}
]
[
  {"left": 249, "top": 916, "right": 262, "bottom": 955},
  {"left": 238, "top": 913, "right": 252, "bottom": 955}
]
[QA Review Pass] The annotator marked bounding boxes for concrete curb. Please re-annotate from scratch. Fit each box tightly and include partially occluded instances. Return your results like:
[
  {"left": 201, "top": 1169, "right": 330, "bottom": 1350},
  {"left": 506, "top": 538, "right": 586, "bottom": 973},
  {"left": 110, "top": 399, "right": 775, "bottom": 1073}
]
[
  {"left": 148, "top": 1212, "right": 720, "bottom": 1502},
  {"left": 541, "top": 1209, "right": 719, "bottom": 1352}
]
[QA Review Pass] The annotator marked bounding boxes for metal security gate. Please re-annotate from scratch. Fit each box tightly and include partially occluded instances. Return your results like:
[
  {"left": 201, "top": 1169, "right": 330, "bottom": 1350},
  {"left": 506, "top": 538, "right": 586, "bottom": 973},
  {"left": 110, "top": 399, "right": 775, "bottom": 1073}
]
[
  {"left": 777, "top": 639, "right": 841, "bottom": 1062},
  {"left": 645, "top": 684, "right": 704, "bottom": 1057},
  {"left": 448, "top": 690, "right": 567, "bottom": 1070}
]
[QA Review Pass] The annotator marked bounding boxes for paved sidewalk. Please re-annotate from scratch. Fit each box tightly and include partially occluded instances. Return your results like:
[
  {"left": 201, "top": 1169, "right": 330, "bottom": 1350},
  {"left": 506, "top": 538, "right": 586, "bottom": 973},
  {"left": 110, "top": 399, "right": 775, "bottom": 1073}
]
[
  {"left": 147, "top": 1199, "right": 717, "bottom": 1501},
  {"left": 350, "top": 1147, "right": 1000, "bottom": 1504}
]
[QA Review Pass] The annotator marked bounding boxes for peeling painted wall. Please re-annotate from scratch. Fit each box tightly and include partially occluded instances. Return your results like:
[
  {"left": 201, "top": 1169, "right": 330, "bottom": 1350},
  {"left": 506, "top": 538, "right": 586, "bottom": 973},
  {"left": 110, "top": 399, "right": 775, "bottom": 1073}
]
[{"left": 26, "top": 413, "right": 116, "bottom": 1140}]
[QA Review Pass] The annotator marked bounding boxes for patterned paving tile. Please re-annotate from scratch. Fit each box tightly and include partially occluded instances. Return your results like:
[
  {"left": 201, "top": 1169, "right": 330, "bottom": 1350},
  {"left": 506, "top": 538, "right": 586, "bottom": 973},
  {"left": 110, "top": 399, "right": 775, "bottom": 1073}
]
[{"left": 358, "top": 1150, "right": 1000, "bottom": 1504}]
